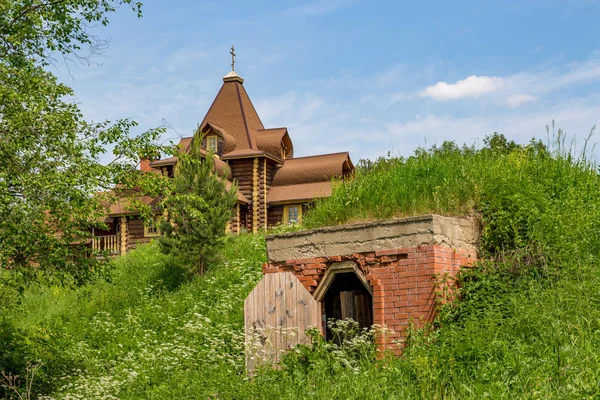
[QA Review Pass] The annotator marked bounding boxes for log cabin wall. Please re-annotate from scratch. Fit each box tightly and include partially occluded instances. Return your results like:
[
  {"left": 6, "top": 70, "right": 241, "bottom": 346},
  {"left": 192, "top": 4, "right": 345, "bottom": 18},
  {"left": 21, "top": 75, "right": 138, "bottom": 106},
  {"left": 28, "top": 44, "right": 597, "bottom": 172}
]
[
  {"left": 239, "top": 205, "right": 248, "bottom": 232},
  {"left": 258, "top": 158, "right": 268, "bottom": 231},
  {"left": 252, "top": 158, "right": 259, "bottom": 233},
  {"left": 229, "top": 158, "right": 255, "bottom": 231},
  {"left": 231, "top": 204, "right": 240, "bottom": 234},
  {"left": 229, "top": 159, "right": 254, "bottom": 197},
  {"left": 263, "top": 160, "right": 278, "bottom": 228},
  {"left": 126, "top": 218, "right": 152, "bottom": 250},
  {"left": 267, "top": 205, "right": 284, "bottom": 229},
  {"left": 302, "top": 203, "right": 310, "bottom": 220}
]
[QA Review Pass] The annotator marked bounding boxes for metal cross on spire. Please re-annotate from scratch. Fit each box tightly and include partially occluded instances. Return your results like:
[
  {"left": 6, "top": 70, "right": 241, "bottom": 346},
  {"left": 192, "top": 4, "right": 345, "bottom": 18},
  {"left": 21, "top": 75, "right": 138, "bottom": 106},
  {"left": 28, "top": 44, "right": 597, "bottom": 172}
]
[{"left": 230, "top": 45, "right": 236, "bottom": 71}]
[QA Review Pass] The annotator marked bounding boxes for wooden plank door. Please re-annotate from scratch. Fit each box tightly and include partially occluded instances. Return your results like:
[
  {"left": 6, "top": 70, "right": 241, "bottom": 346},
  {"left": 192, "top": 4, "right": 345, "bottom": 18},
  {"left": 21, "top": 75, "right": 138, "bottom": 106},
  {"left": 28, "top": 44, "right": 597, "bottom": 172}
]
[{"left": 244, "top": 272, "right": 320, "bottom": 374}]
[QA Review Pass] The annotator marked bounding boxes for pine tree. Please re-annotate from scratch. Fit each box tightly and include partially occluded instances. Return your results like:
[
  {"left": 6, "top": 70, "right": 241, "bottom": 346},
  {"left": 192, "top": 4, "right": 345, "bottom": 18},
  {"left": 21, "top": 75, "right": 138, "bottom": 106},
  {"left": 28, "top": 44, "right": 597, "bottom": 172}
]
[{"left": 159, "top": 136, "right": 237, "bottom": 275}]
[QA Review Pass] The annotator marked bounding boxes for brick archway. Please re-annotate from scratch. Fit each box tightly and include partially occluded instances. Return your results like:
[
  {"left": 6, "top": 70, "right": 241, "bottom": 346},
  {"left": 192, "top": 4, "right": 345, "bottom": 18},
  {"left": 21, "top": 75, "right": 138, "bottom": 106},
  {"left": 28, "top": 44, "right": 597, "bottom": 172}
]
[
  {"left": 313, "top": 261, "right": 372, "bottom": 301},
  {"left": 313, "top": 261, "right": 374, "bottom": 339}
]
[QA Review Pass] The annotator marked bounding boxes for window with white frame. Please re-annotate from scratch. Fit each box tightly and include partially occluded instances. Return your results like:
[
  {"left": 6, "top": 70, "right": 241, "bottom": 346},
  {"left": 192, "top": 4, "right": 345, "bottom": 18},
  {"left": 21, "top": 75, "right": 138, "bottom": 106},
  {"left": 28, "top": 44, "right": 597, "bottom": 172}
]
[{"left": 207, "top": 135, "right": 218, "bottom": 153}]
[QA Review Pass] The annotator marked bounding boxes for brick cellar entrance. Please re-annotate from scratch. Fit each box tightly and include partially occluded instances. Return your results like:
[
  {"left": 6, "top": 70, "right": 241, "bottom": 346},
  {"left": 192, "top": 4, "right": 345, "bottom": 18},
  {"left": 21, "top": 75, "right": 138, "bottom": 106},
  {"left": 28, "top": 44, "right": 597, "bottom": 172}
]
[
  {"left": 244, "top": 215, "right": 479, "bottom": 373},
  {"left": 312, "top": 261, "right": 373, "bottom": 340}
]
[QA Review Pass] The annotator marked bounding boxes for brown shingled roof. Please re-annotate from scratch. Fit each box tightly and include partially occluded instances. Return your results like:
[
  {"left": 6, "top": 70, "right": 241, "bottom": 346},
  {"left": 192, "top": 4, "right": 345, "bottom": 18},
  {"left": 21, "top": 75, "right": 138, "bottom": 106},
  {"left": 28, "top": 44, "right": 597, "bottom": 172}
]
[
  {"left": 220, "top": 148, "right": 266, "bottom": 159},
  {"left": 200, "top": 78, "right": 264, "bottom": 151},
  {"left": 256, "top": 128, "right": 294, "bottom": 159},
  {"left": 267, "top": 181, "right": 332, "bottom": 204},
  {"left": 178, "top": 137, "right": 193, "bottom": 152},
  {"left": 101, "top": 195, "right": 161, "bottom": 216},
  {"left": 150, "top": 156, "right": 178, "bottom": 167},
  {"left": 149, "top": 151, "right": 232, "bottom": 180},
  {"left": 271, "top": 152, "right": 353, "bottom": 186},
  {"left": 201, "top": 122, "right": 237, "bottom": 153},
  {"left": 213, "top": 156, "right": 232, "bottom": 180}
]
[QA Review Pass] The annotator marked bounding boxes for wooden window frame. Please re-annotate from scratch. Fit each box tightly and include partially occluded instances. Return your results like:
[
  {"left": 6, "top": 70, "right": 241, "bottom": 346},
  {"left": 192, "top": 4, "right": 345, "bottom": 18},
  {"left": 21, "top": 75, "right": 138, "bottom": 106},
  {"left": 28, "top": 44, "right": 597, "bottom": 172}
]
[
  {"left": 281, "top": 142, "right": 287, "bottom": 160},
  {"left": 283, "top": 204, "right": 302, "bottom": 225},
  {"left": 144, "top": 216, "right": 161, "bottom": 237},
  {"left": 207, "top": 135, "right": 218, "bottom": 153}
]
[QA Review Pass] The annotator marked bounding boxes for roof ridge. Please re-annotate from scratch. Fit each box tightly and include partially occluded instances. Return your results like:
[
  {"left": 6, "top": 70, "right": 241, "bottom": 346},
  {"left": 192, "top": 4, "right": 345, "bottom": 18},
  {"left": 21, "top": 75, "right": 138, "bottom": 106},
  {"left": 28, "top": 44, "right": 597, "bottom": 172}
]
[
  {"left": 287, "top": 151, "right": 349, "bottom": 160},
  {"left": 234, "top": 82, "right": 254, "bottom": 149},
  {"left": 238, "top": 82, "right": 265, "bottom": 131},
  {"left": 257, "top": 127, "right": 288, "bottom": 132}
]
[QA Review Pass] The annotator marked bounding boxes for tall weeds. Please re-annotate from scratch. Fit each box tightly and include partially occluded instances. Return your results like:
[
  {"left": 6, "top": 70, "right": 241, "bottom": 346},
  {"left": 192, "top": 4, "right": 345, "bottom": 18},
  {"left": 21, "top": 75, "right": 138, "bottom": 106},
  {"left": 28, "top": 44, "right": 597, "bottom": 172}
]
[{"left": 305, "top": 132, "right": 600, "bottom": 261}]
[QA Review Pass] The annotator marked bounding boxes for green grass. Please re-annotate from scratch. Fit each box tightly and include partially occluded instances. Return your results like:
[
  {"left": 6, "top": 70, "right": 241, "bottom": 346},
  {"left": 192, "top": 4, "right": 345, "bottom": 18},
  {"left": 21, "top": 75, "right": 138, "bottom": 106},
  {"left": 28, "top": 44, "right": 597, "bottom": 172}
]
[
  {"left": 305, "top": 134, "right": 600, "bottom": 260},
  {"left": 3, "top": 132, "right": 600, "bottom": 399},
  {"left": 1, "top": 235, "right": 266, "bottom": 399}
]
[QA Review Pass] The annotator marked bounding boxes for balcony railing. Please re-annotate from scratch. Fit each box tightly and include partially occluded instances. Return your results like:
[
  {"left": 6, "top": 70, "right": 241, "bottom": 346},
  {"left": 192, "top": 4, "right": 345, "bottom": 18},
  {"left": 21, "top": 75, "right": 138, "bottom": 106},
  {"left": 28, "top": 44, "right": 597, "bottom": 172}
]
[{"left": 92, "top": 235, "right": 120, "bottom": 254}]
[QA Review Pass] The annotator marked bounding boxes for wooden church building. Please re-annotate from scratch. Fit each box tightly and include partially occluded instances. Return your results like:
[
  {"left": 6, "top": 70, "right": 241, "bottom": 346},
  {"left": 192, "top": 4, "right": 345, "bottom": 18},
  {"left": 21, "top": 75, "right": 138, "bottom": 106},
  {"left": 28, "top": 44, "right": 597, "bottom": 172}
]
[{"left": 94, "top": 70, "right": 354, "bottom": 253}]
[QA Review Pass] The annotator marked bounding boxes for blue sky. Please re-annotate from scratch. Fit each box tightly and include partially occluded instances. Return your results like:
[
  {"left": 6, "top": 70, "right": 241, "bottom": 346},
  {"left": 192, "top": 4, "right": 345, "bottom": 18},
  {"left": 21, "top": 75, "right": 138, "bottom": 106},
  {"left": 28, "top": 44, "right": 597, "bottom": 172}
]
[{"left": 57, "top": 0, "right": 600, "bottom": 162}]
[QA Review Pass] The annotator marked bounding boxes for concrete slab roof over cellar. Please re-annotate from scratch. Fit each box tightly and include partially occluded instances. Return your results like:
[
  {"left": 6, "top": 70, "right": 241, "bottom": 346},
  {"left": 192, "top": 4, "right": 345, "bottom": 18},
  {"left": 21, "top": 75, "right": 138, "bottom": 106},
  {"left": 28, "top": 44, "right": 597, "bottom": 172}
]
[{"left": 265, "top": 214, "right": 479, "bottom": 262}]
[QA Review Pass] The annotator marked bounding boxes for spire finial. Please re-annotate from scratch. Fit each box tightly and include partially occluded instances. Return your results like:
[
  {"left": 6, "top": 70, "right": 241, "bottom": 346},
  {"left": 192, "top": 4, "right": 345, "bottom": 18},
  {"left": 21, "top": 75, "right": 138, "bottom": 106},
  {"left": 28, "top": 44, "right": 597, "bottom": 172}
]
[{"left": 230, "top": 45, "right": 236, "bottom": 72}]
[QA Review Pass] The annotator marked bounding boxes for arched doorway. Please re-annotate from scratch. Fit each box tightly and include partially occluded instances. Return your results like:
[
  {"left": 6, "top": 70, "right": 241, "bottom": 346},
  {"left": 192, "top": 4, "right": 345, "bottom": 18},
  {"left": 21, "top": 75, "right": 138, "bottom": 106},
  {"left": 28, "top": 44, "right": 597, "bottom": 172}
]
[{"left": 313, "top": 261, "right": 373, "bottom": 341}]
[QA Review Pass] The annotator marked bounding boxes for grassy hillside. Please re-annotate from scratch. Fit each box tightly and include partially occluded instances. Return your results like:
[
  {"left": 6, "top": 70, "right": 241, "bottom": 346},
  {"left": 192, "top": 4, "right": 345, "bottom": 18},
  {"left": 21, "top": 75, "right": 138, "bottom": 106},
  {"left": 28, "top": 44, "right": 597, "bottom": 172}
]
[
  {"left": 1, "top": 236, "right": 266, "bottom": 399},
  {"left": 2, "top": 133, "right": 600, "bottom": 399}
]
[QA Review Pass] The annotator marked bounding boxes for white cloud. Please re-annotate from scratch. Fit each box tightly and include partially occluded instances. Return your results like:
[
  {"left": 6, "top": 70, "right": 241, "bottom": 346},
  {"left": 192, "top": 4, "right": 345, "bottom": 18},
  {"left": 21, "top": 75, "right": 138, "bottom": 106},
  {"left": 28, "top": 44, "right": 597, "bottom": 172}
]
[
  {"left": 382, "top": 98, "right": 600, "bottom": 157},
  {"left": 415, "top": 54, "right": 600, "bottom": 108},
  {"left": 505, "top": 94, "right": 539, "bottom": 108},
  {"left": 420, "top": 75, "right": 505, "bottom": 101}
]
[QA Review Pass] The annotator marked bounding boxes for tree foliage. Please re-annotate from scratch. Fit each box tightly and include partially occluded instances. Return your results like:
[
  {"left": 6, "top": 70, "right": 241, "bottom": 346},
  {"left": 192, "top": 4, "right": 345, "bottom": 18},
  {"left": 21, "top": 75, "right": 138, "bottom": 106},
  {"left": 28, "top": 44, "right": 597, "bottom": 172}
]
[
  {"left": 0, "top": 0, "right": 172, "bottom": 281},
  {"left": 159, "top": 137, "right": 237, "bottom": 275}
]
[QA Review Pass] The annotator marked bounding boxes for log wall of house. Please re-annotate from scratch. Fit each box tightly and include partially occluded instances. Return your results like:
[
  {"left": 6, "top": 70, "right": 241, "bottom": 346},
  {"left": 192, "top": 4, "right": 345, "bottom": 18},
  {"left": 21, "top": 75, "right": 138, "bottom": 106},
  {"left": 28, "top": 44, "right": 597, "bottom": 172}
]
[
  {"left": 229, "top": 159, "right": 254, "bottom": 202},
  {"left": 262, "top": 160, "right": 278, "bottom": 229},
  {"left": 258, "top": 159, "right": 266, "bottom": 230},
  {"left": 239, "top": 205, "right": 248, "bottom": 232},
  {"left": 252, "top": 158, "right": 259, "bottom": 233},
  {"left": 267, "top": 161, "right": 279, "bottom": 187},
  {"left": 268, "top": 205, "right": 284, "bottom": 228},
  {"left": 127, "top": 218, "right": 152, "bottom": 250},
  {"left": 303, "top": 203, "right": 311, "bottom": 218},
  {"left": 230, "top": 204, "right": 240, "bottom": 234},
  {"left": 229, "top": 158, "right": 255, "bottom": 231}
]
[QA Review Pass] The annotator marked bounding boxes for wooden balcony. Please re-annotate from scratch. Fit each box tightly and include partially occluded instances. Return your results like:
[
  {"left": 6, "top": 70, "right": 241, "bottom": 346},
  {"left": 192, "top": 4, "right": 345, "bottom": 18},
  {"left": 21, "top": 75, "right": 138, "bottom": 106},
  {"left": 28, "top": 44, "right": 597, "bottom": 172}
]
[{"left": 92, "top": 235, "right": 120, "bottom": 254}]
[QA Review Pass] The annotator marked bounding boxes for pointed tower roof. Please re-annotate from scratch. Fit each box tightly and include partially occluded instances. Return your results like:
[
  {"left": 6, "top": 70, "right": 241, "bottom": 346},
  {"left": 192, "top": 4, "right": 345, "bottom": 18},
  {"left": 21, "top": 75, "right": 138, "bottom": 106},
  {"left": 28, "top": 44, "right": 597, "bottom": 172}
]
[{"left": 200, "top": 71, "right": 265, "bottom": 151}]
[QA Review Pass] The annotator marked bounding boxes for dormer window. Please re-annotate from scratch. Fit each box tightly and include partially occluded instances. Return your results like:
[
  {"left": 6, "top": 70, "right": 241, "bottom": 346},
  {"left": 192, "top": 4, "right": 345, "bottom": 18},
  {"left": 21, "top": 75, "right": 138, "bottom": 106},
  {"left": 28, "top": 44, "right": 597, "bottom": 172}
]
[{"left": 207, "top": 135, "right": 218, "bottom": 153}]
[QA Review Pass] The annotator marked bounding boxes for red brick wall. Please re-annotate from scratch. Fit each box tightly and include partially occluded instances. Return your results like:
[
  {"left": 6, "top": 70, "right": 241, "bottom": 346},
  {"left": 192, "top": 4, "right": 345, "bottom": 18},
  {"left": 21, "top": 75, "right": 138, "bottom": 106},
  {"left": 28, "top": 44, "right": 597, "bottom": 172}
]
[
  {"left": 262, "top": 244, "right": 476, "bottom": 353},
  {"left": 140, "top": 158, "right": 152, "bottom": 172}
]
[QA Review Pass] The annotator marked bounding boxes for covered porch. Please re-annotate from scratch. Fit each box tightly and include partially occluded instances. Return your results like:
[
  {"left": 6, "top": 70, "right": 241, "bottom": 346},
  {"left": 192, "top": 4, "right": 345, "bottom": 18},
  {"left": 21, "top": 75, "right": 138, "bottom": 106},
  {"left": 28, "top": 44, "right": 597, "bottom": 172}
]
[{"left": 91, "top": 216, "right": 128, "bottom": 256}]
